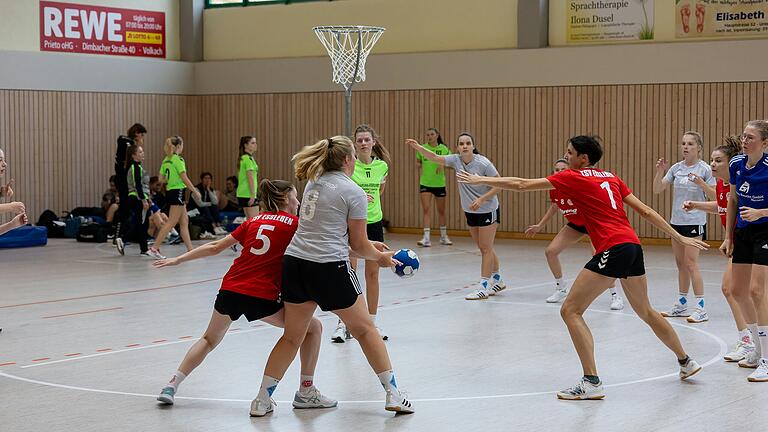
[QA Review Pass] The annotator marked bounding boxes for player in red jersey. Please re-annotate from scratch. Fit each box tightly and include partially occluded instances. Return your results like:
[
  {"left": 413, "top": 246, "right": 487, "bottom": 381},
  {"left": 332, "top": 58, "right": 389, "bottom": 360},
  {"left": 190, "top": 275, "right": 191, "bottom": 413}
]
[
  {"left": 458, "top": 135, "right": 707, "bottom": 400},
  {"left": 152, "top": 179, "right": 336, "bottom": 410},
  {"left": 526, "top": 159, "right": 624, "bottom": 309},
  {"left": 684, "top": 136, "right": 756, "bottom": 362}
]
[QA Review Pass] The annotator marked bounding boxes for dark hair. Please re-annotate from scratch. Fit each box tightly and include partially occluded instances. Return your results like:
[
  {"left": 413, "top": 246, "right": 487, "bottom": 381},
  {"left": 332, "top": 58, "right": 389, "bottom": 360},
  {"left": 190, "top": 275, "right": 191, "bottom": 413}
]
[
  {"left": 259, "top": 179, "right": 295, "bottom": 213},
  {"left": 109, "top": 174, "right": 117, "bottom": 183},
  {"left": 354, "top": 124, "right": 392, "bottom": 166},
  {"left": 456, "top": 132, "right": 480, "bottom": 154},
  {"left": 200, "top": 171, "right": 213, "bottom": 181},
  {"left": 568, "top": 135, "right": 603, "bottom": 165},
  {"left": 239, "top": 136, "right": 256, "bottom": 170},
  {"left": 149, "top": 176, "right": 160, "bottom": 185},
  {"left": 124, "top": 144, "right": 141, "bottom": 168},
  {"left": 428, "top": 127, "right": 445, "bottom": 145},
  {"left": 226, "top": 175, "right": 238, "bottom": 187},
  {"left": 127, "top": 123, "right": 147, "bottom": 139},
  {"left": 714, "top": 135, "right": 742, "bottom": 160},
  {"left": 102, "top": 192, "right": 116, "bottom": 204}
]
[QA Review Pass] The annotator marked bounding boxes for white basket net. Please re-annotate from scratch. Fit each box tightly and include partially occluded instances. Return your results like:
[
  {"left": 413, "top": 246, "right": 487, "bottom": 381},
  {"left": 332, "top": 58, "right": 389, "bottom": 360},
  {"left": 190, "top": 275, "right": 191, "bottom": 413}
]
[{"left": 313, "top": 26, "right": 385, "bottom": 90}]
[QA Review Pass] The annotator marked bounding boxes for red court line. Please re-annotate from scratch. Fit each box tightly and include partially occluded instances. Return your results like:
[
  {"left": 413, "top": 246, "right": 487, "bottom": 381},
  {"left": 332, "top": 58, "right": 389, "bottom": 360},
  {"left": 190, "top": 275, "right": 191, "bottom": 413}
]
[
  {"left": 0, "top": 362, "right": 17, "bottom": 366},
  {"left": 178, "top": 336, "right": 194, "bottom": 340},
  {"left": 151, "top": 340, "right": 167, "bottom": 344},
  {"left": 96, "top": 348, "right": 112, "bottom": 353},
  {"left": 42, "top": 307, "right": 123, "bottom": 319},
  {"left": 31, "top": 358, "right": 50, "bottom": 362},
  {"left": 64, "top": 353, "right": 81, "bottom": 357},
  {"left": 124, "top": 344, "right": 141, "bottom": 348},
  {"left": 0, "top": 277, "right": 222, "bottom": 309}
]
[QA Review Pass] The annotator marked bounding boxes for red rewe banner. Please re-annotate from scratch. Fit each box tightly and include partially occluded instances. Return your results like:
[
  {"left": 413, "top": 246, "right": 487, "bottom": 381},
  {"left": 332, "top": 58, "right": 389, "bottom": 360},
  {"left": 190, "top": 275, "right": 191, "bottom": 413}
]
[{"left": 40, "top": 1, "right": 166, "bottom": 58}]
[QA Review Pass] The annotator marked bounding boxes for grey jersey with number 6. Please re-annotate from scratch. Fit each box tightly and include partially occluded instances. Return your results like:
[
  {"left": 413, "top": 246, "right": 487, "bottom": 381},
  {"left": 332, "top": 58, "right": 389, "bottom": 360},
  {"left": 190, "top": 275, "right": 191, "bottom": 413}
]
[
  {"left": 444, "top": 153, "right": 500, "bottom": 214},
  {"left": 285, "top": 171, "right": 368, "bottom": 263}
]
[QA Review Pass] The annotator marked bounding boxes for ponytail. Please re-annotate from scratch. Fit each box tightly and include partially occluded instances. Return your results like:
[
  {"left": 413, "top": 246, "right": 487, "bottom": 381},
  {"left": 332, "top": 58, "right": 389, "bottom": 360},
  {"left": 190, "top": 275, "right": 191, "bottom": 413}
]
[{"left": 293, "top": 136, "right": 354, "bottom": 182}]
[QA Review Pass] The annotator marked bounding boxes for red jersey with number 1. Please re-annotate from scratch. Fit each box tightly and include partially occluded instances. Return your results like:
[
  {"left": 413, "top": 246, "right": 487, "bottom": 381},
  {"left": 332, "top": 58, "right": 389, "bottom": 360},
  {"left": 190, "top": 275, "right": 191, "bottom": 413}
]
[
  {"left": 547, "top": 168, "right": 640, "bottom": 253},
  {"left": 716, "top": 178, "right": 730, "bottom": 228},
  {"left": 548, "top": 189, "right": 586, "bottom": 226},
  {"left": 221, "top": 211, "right": 299, "bottom": 300}
]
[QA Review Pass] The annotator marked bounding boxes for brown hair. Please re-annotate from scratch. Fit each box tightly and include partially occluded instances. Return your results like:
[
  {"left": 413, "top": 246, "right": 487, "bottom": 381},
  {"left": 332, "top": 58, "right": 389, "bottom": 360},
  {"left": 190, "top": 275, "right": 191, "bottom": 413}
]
[
  {"left": 258, "top": 179, "right": 295, "bottom": 213},
  {"left": 293, "top": 136, "right": 354, "bottom": 181},
  {"left": 714, "top": 135, "right": 741, "bottom": 160},
  {"left": 124, "top": 144, "right": 141, "bottom": 168},
  {"left": 127, "top": 123, "right": 147, "bottom": 139},
  {"left": 239, "top": 136, "right": 256, "bottom": 170},
  {"left": 354, "top": 124, "right": 391, "bottom": 166}
]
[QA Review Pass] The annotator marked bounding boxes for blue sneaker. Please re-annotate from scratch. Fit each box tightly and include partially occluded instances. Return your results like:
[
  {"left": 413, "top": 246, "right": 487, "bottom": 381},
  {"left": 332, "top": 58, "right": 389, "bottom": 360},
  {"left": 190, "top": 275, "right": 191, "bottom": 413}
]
[
  {"left": 168, "top": 234, "right": 182, "bottom": 245},
  {"left": 157, "top": 386, "right": 175, "bottom": 405}
]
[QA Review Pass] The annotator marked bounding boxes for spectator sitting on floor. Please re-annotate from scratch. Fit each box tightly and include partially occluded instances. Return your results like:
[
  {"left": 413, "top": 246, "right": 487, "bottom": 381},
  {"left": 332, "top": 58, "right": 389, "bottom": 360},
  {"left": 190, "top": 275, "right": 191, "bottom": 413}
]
[{"left": 188, "top": 171, "right": 226, "bottom": 236}]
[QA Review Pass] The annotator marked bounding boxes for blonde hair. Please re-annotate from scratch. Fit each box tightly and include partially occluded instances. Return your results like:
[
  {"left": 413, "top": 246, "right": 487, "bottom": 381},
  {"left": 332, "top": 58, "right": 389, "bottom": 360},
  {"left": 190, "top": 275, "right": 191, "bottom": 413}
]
[
  {"left": 746, "top": 120, "right": 768, "bottom": 140},
  {"left": 163, "top": 136, "right": 183, "bottom": 157},
  {"left": 293, "top": 135, "right": 354, "bottom": 181},
  {"left": 259, "top": 179, "right": 295, "bottom": 213},
  {"left": 683, "top": 130, "right": 704, "bottom": 150}
]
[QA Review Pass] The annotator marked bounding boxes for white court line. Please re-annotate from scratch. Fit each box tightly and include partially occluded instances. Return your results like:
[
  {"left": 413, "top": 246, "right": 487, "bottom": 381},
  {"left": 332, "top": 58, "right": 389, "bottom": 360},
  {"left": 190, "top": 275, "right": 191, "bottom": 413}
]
[{"left": 0, "top": 298, "right": 727, "bottom": 404}]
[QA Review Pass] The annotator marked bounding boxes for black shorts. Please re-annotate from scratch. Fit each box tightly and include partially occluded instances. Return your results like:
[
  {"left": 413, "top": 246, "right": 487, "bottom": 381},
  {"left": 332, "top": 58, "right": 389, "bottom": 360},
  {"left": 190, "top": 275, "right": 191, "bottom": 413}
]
[
  {"left": 732, "top": 223, "right": 768, "bottom": 266},
  {"left": 584, "top": 243, "right": 646, "bottom": 279},
  {"left": 281, "top": 255, "right": 362, "bottom": 311},
  {"left": 367, "top": 221, "right": 385, "bottom": 242},
  {"left": 420, "top": 185, "right": 447, "bottom": 197},
  {"left": 465, "top": 208, "right": 500, "bottom": 227},
  {"left": 671, "top": 223, "right": 706, "bottom": 240},
  {"left": 167, "top": 189, "right": 185, "bottom": 206},
  {"left": 214, "top": 290, "right": 283, "bottom": 322},
  {"left": 566, "top": 222, "right": 588, "bottom": 235},
  {"left": 237, "top": 197, "right": 260, "bottom": 208}
]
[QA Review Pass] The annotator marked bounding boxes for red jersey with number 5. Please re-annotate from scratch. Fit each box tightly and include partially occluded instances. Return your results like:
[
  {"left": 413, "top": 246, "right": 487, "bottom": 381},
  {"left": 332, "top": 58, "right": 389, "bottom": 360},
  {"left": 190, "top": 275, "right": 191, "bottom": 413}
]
[
  {"left": 548, "top": 189, "right": 586, "bottom": 226},
  {"left": 547, "top": 169, "right": 640, "bottom": 253},
  {"left": 221, "top": 211, "right": 299, "bottom": 299}
]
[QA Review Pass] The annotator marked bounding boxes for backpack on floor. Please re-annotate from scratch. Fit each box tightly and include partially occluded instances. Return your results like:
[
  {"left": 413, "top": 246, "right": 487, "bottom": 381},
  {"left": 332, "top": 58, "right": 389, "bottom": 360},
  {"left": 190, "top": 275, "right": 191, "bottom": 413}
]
[{"left": 76, "top": 222, "right": 108, "bottom": 243}]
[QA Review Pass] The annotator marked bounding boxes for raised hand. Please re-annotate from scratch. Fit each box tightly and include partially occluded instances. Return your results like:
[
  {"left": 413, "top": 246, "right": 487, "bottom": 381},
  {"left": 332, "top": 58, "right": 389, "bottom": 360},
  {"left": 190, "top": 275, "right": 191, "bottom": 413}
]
[{"left": 655, "top": 158, "right": 670, "bottom": 174}]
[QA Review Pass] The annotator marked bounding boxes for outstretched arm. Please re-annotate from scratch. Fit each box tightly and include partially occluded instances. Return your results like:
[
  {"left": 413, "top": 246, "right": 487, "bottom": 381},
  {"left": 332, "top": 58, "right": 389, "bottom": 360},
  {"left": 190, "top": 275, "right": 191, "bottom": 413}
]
[
  {"left": 154, "top": 235, "right": 239, "bottom": 266},
  {"left": 405, "top": 139, "right": 446, "bottom": 166},
  {"left": 623, "top": 194, "right": 708, "bottom": 250},
  {"left": 682, "top": 200, "right": 718, "bottom": 215},
  {"left": 456, "top": 170, "right": 554, "bottom": 192}
]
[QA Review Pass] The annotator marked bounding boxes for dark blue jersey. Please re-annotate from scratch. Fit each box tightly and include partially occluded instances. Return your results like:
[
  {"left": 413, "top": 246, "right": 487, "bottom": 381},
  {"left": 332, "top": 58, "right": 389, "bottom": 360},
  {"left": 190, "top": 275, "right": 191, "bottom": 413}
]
[{"left": 729, "top": 154, "right": 768, "bottom": 228}]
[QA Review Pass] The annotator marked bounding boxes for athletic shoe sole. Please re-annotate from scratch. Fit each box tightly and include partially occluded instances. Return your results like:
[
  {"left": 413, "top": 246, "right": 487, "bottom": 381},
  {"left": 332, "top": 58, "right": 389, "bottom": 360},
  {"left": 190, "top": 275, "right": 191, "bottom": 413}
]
[
  {"left": 292, "top": 401, "right": 338, "bottom": 409},
  {"left": 556, "top": 394, "right": 605, "bottom": 400},
  {"left": 686, "top": 317, "right": 708, "bottom": 323},
  {"left": 724, "top": 356, "right": 745, "bottom": 362},
  {"left": 661, "top": 312, "right": 690, "bottom": 317},
  {"left": 739, "top": 363, "right": 758, "bottom": 369},
  {"left": 385, "top": 405, "right": 415, "bottom": 414},
  {"left": 680, "top": 366, "right": 702, "bottom": 380},
  {"left": 157, "top": 395, "right": 174, "bottom": 405}
]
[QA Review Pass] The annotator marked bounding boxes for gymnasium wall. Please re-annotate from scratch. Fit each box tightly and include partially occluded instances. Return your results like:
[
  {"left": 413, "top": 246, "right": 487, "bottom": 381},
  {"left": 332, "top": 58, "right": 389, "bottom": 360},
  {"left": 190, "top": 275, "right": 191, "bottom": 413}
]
[{"left": 202, "top": 0, "right": 518, "bottom": 60}]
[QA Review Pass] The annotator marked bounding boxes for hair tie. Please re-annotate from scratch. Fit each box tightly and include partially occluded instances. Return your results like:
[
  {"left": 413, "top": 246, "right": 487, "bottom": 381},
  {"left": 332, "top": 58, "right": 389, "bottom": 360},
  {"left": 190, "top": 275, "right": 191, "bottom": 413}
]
[{"left": 327, "top": 138, "right": 334, "bottom": 148}]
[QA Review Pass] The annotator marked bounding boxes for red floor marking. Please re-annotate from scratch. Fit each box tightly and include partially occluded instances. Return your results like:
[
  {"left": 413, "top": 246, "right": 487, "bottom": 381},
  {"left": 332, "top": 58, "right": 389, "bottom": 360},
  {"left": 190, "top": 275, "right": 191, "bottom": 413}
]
[
  {"left": 41, "top": 307, "right": 123, "bottom": 319},
  {"left": 228, "top": 328, "right": 241, "bottom": 332},
  {"left": 96, "top": 348, "right": 112, "bottom": 352},
  {"left": 64, "top": 353, "right": 82, "bottom": 357},
  {"left": 0, "top": 277, "right": 222, "bottom": 309},
  {"left": 31, "top": 358, "right": 51, "bottom": 362},
  {"left": 0, "top": 362, "right": 17, "bottom": 366},
  {"left": 151, "top": 340, "right": 167, "bottom": 344},
  {"left": 125, "top": 344, "right": 141, "bottom": 348},
  {"left": 178, "top": 336, "right": 194, "bottom": 340}
]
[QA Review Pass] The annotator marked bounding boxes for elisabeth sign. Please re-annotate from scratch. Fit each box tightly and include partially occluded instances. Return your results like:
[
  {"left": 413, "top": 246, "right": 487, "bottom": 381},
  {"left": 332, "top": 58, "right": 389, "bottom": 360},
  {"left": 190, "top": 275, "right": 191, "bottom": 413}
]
[
  {"left": 567, "top": 0, "right": 655, "bottom": 43},
  {"left": 39, "top": 1, "right": 166, "bottom": 58},
  {"left": 676, "top": 0, "right": 768, "bottom": 39}
]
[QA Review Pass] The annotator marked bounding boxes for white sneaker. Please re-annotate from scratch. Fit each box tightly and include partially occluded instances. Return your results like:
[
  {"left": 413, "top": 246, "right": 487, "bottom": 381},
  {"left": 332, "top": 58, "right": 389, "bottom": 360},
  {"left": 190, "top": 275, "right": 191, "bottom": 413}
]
[
  {"left": 331, "top": 321, "right": 350, "bottom": 343},
  {"left": 546, "top": 287, "right": 568, "bottom": 303},
  {"left": 725, "top": 341, "right": 755, "bottom": 362},
  {"left": 661, "top": 304, "right": 690, "bottom": 317},
  {"left": 116, "top": 238, "right": 125, "bottom": 256},
  {"left": 385, "top": 390, "right": 414, "bottom": 414},
  {"left": 679, "top": 358, "right": 702, "bottom": 379},
  {"left": 747, "top": 359, "right": 768, "bottom": 382},
  {"left": 417, "top": 238, "right": 431, "bottom": 247},
  {"left": 249, "top": 397, "right": 275, "bottom": 417},
  {"left": 739, "top": 350, "right": 760, "bottom": 369},
  {"left": 465, "top": 288, "right": 492, "bottom": 300},
  {"left": 686, "top": 308, "right": 708, "bottom": 323},
  {"left": 157, "top": 386, "right": 176, "bottom": 405},
  {"left": 377, "top": 326, "right": 389, "bottom": 341},
  {"left": 292, "top": 386, "right": 338, "bottom": 409},
  {"left": 490, "top": 278, "right": 506, "bottom": 295},
  {"left": 610, "top": 295, "right": 624, "bottom": 311},
  {"left": 147, "top": 247, "right": 166, "bottom": 260},
  {"left": 213, "top": 226, "right": 228, "bottom": 235},
  {"left": 439, "top": 236, "right": 453, "bottom": 245},
  {"left": 199, "top": 231, "right": 216, "bottom": 240},
  {"left": 556, "top": 378, "right": 605, "bottom": 400}
]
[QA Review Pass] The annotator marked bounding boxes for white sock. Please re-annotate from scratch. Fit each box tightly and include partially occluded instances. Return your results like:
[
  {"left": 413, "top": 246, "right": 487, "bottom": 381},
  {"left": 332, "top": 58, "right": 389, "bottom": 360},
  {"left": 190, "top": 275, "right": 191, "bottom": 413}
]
[
  {"left": 677, "top": 292, "right": 688, "bottom": 308},
  {"left": 555, "top": 278, "right": 565, "bottom": 289},
  {"left": 748, "top": 323, "right": 761, "bottom": 357},
  {"left": 609, "top": 287, "right": 618, "bottom": 296},
  {"left": 440, "top": 226, "right": 447, "bottom": 238},
  {"left": 257, "top": 375, "right": 280, "bottom": 400},
  {"left": 167, "top": 370, "right": 186, "bottom": 390},
  {"left": 491, "top": 271, "right": 502, "bottom": 283},
  {"left": 370, "top": 314, "right": 377, "bottom": 324},
  {"left": 739, "top": 328, "right": 753, "bottom": 345},
  {"left": 422, "top": 228, "right": 430, "bottom": 240},
  {"left": 695, "top": 296, "right": 705, "bottom": 310},
  {"left": 758, "top": 326, "right": 768, "bottom": 360},
  {"left": 377, "top": 369, "right": 399, "bottom": 394},
  {"left": 171, "top": 228, "right": 179, "bottom": 236},
  {"left": 299, "top": 375, "right": 314, "bottom": 394}
]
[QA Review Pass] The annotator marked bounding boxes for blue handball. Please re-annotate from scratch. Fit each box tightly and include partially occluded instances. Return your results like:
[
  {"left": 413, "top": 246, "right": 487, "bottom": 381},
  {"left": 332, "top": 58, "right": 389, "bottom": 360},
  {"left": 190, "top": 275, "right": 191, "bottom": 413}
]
[{"left": 392, "top": 248, "right": 420, "bottom": 278}]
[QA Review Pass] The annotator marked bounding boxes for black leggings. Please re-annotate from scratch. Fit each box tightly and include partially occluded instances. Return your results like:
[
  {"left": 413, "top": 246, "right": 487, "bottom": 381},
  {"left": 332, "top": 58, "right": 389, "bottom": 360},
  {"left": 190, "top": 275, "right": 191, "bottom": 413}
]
[{"left": 128, "top": 196, "right": 150, "bottom": 253}]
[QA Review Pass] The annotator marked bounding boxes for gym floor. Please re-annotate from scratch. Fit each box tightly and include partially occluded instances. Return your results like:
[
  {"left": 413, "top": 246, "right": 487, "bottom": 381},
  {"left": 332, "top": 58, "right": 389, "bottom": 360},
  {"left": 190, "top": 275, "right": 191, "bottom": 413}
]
[{"left": 1, "top": 235, "right": 766, "bottom": 431}]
